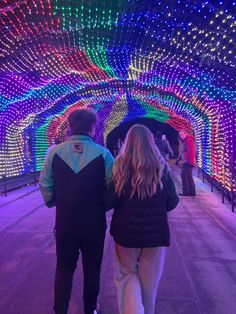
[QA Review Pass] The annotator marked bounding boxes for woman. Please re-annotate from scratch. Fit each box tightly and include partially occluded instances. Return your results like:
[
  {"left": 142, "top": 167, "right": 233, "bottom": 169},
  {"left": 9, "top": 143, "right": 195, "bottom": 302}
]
[{"left": 106, "top": 124, "right": 179, "bottom": 314}]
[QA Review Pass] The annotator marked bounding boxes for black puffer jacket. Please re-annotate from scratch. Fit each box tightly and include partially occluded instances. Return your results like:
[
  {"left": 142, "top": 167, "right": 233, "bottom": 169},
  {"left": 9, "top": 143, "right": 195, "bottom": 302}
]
[{"left": 106, "top": 167, "right": 179, "bottom": 248}]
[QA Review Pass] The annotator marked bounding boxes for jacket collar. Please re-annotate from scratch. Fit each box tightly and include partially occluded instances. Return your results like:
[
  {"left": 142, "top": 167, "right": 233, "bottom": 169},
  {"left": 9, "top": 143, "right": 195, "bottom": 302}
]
[{"left": 69, "top": 134, "right": 94, "bottom": 141}]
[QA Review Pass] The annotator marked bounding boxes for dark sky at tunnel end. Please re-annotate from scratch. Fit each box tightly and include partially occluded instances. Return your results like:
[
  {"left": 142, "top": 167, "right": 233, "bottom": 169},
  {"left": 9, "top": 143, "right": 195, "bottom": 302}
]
[{"left": 106, "top": 117, "right": 179, "bottom": 154}]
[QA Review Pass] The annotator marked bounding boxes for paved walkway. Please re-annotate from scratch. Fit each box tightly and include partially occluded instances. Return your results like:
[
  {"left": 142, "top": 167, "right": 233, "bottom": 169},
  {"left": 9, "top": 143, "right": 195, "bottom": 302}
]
[{"left": 0, "top": 167, "right": 235, "bottom": 314}]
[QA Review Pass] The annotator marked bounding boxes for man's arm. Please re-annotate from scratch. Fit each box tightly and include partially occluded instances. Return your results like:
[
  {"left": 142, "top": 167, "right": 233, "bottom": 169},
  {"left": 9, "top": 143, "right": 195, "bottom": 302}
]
[
  {"left": 103, "top": 149, "right": 115, "bottom": 186},
  {"left": 165, "top": 170, "right": 179, "bottom": 211},
  {"left": 39, "top": 150, "right": 56, "bottom": 208}
]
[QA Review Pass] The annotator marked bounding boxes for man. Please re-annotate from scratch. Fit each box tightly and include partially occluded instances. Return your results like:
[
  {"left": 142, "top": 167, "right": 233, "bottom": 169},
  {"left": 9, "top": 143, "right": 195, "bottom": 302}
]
[
  {"left": 179, "top": 130, "right": 196, "bottom": 196},
  {"left": 39, "top": 109, "right": 114, "bottom": 314},
  {"left": 162, "top": 134, "right": 174, "bottom": 159},
  {"left": 113, "top": 137, "right": 123, "bottom": 157},
  {"left": 154, "top": 131, "right": 169, "bottom": 158}
]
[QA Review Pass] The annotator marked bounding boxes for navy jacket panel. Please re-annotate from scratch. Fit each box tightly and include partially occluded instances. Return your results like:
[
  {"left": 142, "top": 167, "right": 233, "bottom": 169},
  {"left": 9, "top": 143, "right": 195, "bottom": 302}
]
[{"left": 39, "top": 135, "right": 114, "bottom": 236}]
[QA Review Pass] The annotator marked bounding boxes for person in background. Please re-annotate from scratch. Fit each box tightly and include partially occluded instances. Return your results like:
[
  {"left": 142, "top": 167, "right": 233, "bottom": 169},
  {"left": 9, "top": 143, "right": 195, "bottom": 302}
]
[
  {"left": 179, "top": 130, "right": 196, "bottom": 196},
  {"left": 116, "top": 138, "right": 123, "bottom": 154},
  {"left": 113, "top": 138, "right": 123, "bottom": 157},
  {"left": 39, "top": 109, "right": 114, "bottom": 314},
  {"left": 162, "top": 134, "right": 173, "bottom": 159},
  {"left": 106, "top": 124, "right": 179, "bottom": 314},
  {"left": 154, "top": 131, "right": 168, "bottom": 158}
]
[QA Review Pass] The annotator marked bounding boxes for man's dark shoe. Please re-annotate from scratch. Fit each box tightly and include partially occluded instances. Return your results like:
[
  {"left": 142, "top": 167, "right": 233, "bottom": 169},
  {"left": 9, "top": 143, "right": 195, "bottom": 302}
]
[{"left": 179, "top": 193, "right": 191, "bottom": 196}]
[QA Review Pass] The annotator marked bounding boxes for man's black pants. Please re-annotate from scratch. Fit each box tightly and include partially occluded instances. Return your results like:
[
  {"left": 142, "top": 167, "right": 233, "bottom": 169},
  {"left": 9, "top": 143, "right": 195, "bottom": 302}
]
[
  {"left": 181, "top": 162, "right": 196, "bottom": 196},
  {"left": 53, "top": 233, "right": 105, "bottom": 314}
]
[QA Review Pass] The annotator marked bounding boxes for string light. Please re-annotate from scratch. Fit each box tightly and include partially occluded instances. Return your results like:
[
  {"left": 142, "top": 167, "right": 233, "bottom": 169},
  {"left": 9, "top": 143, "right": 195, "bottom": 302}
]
[{"left": 0, "top": 0, "right": 235, "bottom": 193}]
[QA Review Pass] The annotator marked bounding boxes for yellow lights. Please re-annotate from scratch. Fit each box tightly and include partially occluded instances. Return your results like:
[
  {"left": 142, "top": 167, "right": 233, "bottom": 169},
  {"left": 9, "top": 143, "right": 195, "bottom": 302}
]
[{"left": 104, "top": 95, "right": 128, "bottom": 143}]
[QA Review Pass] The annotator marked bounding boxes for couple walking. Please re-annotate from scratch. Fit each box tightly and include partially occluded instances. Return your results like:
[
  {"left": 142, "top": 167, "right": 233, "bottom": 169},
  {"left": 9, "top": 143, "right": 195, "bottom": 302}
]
[{"left": 39, "top": 109, "right": 179, "bottom": 314}]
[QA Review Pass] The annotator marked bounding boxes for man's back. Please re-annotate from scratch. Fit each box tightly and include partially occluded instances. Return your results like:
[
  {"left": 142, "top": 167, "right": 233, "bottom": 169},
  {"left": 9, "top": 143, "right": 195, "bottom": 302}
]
[
  {"left": 39, "top": 109, "right": 114, "bottom": 314},
  {"left": 40, "top": 134, "right": 114, "bottom": 236}
]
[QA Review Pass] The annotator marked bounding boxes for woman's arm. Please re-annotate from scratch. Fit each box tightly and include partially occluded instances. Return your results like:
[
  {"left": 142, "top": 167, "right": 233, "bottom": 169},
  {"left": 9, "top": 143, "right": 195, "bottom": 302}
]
[{"left": 165, "top": 170, "right": 179, "bottom": 211}]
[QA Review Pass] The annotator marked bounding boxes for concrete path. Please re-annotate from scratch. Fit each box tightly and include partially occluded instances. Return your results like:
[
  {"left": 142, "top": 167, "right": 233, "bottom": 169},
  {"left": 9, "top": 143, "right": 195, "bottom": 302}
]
[{"left": 0, "top": 168, "right": 235, "bottom": 314}]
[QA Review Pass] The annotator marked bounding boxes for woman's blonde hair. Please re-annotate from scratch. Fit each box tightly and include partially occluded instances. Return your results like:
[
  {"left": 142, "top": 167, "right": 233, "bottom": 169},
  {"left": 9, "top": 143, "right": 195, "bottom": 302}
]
[{"left": 112, "top": 124, "right": 165, "bottom": 199}]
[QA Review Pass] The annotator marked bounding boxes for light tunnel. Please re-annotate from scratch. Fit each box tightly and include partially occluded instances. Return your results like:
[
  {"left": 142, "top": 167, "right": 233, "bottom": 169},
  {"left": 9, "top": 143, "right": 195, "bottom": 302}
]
[{"left": 0, "top": 0, "right": 235, "bottom": 195}]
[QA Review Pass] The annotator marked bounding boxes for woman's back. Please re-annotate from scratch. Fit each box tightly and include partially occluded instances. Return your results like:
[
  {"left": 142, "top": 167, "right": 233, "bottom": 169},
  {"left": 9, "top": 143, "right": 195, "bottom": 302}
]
[
  {"left": 109, "top": 166, "right": 178, "bottom": 248},
  {"left": 107, "top": 124, "right": 179, "bottom": 314},
  {"left": 107, "top": 124, "right": 179, "bottom": 248}
]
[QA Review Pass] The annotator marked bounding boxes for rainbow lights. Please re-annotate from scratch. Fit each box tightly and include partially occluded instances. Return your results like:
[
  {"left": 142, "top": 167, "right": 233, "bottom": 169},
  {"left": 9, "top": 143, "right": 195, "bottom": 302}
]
[{"left": 0, "top": 0, "right": 235, "bottom": 193}]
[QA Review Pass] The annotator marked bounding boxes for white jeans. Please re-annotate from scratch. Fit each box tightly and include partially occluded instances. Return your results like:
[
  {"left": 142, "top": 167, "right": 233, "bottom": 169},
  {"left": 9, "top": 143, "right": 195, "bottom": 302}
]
[{"left": 114, "top": 244, "right": 166, "bottom": 314}]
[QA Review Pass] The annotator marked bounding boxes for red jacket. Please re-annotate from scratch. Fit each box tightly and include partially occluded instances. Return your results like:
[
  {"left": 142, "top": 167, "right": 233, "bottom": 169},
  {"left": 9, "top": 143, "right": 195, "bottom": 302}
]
[{"left": 181, "top": 135, "right": 196, "bottom": 165}]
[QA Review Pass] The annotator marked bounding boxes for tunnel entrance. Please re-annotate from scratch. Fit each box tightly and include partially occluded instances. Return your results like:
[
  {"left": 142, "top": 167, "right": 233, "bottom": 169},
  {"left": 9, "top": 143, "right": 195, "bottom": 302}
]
[{"left": 106, "top": 117, "right": 179, "bottom": 157}]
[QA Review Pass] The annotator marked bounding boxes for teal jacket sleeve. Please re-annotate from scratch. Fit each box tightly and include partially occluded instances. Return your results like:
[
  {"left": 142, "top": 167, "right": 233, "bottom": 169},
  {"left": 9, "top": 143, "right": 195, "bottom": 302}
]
[{"left": 39, "top": 149, "right": 56, "bottom": 208}]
